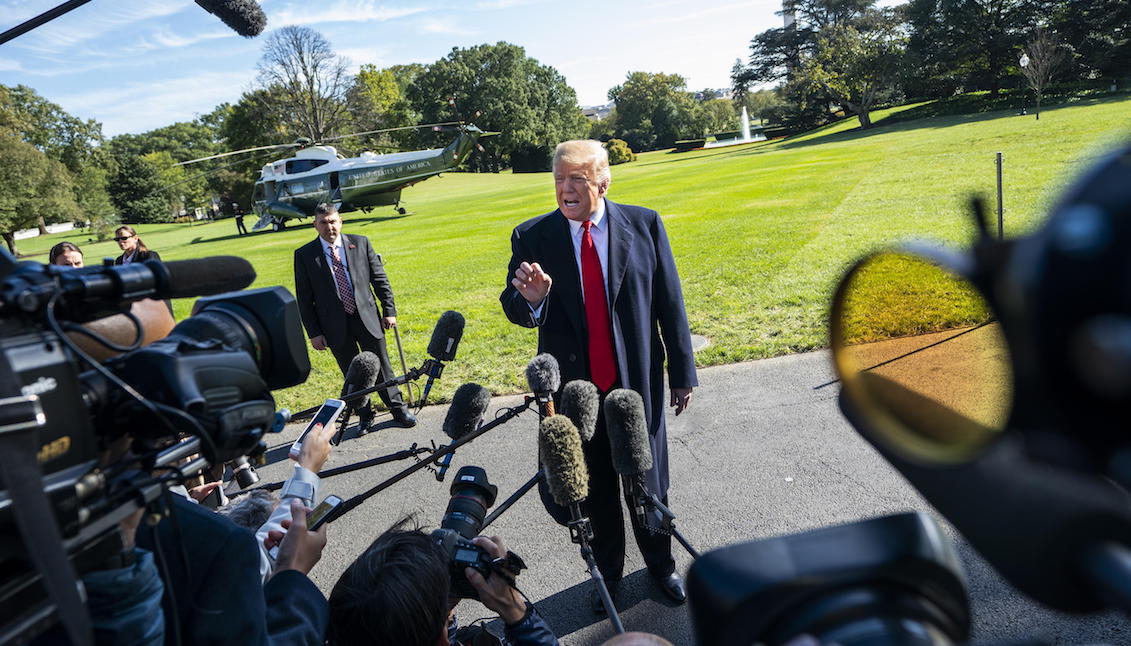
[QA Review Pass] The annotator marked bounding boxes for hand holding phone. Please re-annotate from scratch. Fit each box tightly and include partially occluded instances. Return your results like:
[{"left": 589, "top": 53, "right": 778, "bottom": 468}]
[
  {"left": 268, "top": 495, "right": 342, "bottom": 561},
  {"left": 290, "top": 399, "right": 346, "bottom": 461}
]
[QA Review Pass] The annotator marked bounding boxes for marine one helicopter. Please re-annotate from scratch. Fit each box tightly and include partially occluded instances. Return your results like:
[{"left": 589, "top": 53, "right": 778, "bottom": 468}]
[{"left": 178, "top": 120, "right": 495, "bottom": 232}]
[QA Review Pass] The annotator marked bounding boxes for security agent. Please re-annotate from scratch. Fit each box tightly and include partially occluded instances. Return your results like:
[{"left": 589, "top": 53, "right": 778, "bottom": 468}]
[{"left": 328, "top": 526, "right": 558, "bottom": 646}]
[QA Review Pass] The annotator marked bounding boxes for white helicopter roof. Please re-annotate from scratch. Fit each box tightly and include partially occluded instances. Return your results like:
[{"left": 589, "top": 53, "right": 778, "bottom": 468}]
[{"left": 259, "top": 144, "right": 445, "bottom": 180}]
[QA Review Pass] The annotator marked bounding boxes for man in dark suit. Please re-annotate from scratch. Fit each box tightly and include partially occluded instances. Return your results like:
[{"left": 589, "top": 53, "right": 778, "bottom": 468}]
[
  {"left": 294, "top": 204, "right": 416, "bottom": 429},
  {"left": 500, "top": 140, "right": 697, "bottom": 611}
]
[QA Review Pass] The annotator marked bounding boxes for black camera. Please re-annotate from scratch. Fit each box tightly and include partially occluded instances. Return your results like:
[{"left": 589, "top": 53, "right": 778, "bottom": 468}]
[
  {"left": 432, "top": 465, "right": 500, "bottom": 599},
  {"left": 0, "top": 252, "right": 310, "bottom": 643}
]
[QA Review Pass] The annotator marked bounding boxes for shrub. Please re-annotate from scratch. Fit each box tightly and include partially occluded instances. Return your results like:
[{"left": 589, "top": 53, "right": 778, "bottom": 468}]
[{"left": 604, "top": 139, "right": 636, "bottom": 165}]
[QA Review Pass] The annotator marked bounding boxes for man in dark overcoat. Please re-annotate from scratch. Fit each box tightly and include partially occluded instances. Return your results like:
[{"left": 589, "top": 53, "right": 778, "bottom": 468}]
[
  {"left": 294, "top": 204, "right": 415, "bottom": 429},
  {"left": 500, "top": 139, "right": 697, "bottom": 611}
]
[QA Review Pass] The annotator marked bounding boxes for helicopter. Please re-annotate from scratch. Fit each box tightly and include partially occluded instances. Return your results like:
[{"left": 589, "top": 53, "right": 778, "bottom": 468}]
[{"left": 178, "top": 120, "right": 495, "bottom": 232}]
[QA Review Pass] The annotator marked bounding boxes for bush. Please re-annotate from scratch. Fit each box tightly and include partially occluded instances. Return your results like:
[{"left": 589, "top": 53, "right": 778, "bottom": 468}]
[{"left": 604, "top": 139, "right": 636, "bottom": 165}]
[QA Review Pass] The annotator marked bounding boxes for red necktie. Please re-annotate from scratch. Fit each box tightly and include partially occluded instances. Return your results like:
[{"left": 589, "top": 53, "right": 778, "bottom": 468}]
[
  {"left": 329, "top": 245, "right": 357, "bottom": 315},
  {"left": 581, "top": 220, "right": 617, "bottom": 391}
]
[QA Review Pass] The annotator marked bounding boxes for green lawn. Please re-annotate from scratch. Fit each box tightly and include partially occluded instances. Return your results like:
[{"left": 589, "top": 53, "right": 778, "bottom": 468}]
[{"left": 17, "top": 95, "right": 1131, "bottom": 411}]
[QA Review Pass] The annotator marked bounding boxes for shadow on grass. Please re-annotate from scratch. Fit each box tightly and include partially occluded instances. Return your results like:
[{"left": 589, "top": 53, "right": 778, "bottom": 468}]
[{"left": 347, "top": 213, "right": 409, "bottom": 226}]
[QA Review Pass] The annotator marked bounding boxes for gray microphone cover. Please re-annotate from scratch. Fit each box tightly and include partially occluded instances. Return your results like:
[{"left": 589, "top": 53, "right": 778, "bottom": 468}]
[
  {"left": 427, "top": 310, "right": 465, "bottom": 361},
  {"left": 442, "top": 383, "right": 490, "bottom": 440},
  {"left": 194, "top": 0, "right": 267, "bottom": 37},
  {"left": 604, "top": 388, "right": 652, "bottom": 476},
  {"left": 341, "top": 352, "right": 380, "bottom": 398},
  {"left": 539, "top": 415, "right": 588, "bottom": 506},
  {"left": 561, "top": 380, "right": 599, "bottom": 442},
  {"left": 526, "top": 353, "right": 561, "bottom": 396}
]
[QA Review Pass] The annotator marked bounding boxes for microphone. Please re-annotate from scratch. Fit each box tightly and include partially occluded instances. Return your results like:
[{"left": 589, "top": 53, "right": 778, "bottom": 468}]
[
  {"left": 604, "top": 389, "right": 654, "bottom": 529},
  {"left": 561, "top": 380, "right": 599, "bottom": 442},
  {"left": 341, "top": 352, "right": 380, "bottom": 405},
  {"left": 420, "top": 310, "right": 466, "bottom": 405},
  {"left": 526, "top": 353, "right": 561, "bottom": 418},
  {"left": 194, "top": 0, "right": 267, "bottom": 37},
  {"left": 437, "top": 383, "right": 491, "bottom": 481},
  {"left": 539, "top": 415, "right": 589, "bottom": 509},
  {"left": 156, "top": 256, "right": 257, "bottom": 298},
  {"left": 270, "top": 408, "right": 291, "bottom": 433}
]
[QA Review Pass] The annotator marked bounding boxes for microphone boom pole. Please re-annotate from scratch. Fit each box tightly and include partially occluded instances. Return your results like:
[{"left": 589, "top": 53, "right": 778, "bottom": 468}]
[{"left": 481, "top": 471, "right": 543, "bottom": 531}]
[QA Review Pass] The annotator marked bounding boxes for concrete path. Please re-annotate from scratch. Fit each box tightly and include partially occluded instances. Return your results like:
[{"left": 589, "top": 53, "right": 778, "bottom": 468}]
[{"left": 254, "top": 351, "right": 1128, "bottom": 645}]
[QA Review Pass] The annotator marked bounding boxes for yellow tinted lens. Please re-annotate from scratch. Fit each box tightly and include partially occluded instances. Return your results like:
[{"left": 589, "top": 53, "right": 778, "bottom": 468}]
[{"left": 833, "top": 252, "right": 1012, "bottom": 462}]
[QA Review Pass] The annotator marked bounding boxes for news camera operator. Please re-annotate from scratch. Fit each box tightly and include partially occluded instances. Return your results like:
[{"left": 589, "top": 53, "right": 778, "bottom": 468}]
[{"left": 327, "top": 525, "right": 558, "bottom": 646}]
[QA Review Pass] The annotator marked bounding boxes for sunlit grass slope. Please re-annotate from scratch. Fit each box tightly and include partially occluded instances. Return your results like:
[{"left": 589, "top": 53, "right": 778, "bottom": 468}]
[{"left": 19, "top": 95, "right": 1131, "bottom": 411}]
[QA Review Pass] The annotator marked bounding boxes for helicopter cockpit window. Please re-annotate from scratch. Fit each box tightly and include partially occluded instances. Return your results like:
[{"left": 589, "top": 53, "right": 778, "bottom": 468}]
[{"left": 286, "top": 159, "right": 330, "bottom": 174}]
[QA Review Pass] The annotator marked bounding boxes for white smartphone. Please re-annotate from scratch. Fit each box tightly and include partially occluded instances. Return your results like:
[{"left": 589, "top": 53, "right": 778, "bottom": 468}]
[
  {"left": 289, "top": 398, "right": 346, "bottom": 460},
  {"left": 269, "top": 494, "right": 343, "bottom": 559}
]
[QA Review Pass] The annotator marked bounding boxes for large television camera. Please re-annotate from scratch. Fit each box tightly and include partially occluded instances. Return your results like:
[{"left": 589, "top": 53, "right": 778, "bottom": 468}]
[
  {"left": 0, "top": 250, "right": 310, "bottom": 644},
  {"left": 688, "top": 143, "right": 1131, "bottom": 645}
]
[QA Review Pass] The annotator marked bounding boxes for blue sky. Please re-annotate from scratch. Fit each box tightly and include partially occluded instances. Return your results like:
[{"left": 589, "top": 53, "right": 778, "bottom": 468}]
[{"left": 0, "top": 0, "right": 787, "bottom": 137}]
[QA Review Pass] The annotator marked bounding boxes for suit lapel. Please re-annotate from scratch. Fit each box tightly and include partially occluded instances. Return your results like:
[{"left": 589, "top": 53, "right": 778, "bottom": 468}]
[
  {"left": 605, "top": 200, "right": 633, "bottom": 307},
  {"left": 309, "top": 238, "right": 337, "bottom": 294},
  {"left": 544, "top": 211, "right": 584, "bottom": 336}
]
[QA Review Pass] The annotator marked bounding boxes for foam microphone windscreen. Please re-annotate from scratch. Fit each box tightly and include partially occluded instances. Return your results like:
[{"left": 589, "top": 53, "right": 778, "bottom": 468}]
[
  {"left": 194, "top": 0, "right": 267, "bottom": 37},
  {"left": 526, "top": 353, "right": 561, "bottom": 396},
  {"left": 442, "top": 383, "right": 490, "bottom": 441},
  {"left": 561, "top": 380, "right": 599, "bottom": 442},
  {"left": 604, "top": 388, "right": 652, "bottom": 476},
  {"left": 342, "top": 352, "right": 380, "bottom": 399},
  {"left": 156, "top": 256, "right": 256, "bottom": 298},
  {"left": 539, "top": 415, "right": 589, "bottom": 506},
  {"left": 427, "top": 310, "right": 465, "bottom": 361}
]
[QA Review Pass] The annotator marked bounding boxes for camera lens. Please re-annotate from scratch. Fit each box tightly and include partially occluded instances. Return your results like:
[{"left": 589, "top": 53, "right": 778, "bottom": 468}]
[
  {"left": 441, "top": 466, "right": 498, "bottom": 538},
  {"left": 231, "top": 456, "right": 260, "bottom": 488}
]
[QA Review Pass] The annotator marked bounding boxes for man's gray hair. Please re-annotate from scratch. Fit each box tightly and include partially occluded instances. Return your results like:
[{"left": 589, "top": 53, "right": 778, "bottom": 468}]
[
  {"left": 553, "top": 140, "right": 611, "bottom": 188},
  {"left": 217, "top": 489, "right": 279, "bottom": 530}
]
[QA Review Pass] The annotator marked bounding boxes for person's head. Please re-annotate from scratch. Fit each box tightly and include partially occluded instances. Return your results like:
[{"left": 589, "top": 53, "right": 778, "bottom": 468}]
[
  {"left": 314, "top": 203, "right": 343, "bottom": 244},
  {"left": 216, "top": 489, "right": 279, "bottom": 531},
  {"left": 328, "top": 522, "right": 451, "bottom": 646},
  {"left": 114, "top": 226, "right": 145, "bottom": 254},
  {"left": 49, "top": 241, "right": 83, "bottom": 268},
  {"left": 553, "top": 139, "right": 611, "bottom": 222}
]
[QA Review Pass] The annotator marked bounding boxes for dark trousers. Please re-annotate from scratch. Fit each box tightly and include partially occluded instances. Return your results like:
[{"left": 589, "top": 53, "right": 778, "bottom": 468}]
[
  {"left": 329, "top": 312, "right": 406, "bottom": 416},
  {"left": 538, "top": 389, "right": 674, "bottom": 586},
  {"left": 236, "top": 218, "right": 248, "bottom": 235}
]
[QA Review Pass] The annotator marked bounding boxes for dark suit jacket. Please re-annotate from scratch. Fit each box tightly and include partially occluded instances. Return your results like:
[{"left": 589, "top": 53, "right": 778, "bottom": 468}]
[
  {"left": 114, "top": 249, "right": 161, "bottom": 265},
  {"left": 500, "top": 199, "right": 698, "bottom": 495},
  {"left": 136, "top": 495, "right": 328, "bottom": 646},
  {"left": 293, "top": 233, "right": 395, "bottom": 349}
]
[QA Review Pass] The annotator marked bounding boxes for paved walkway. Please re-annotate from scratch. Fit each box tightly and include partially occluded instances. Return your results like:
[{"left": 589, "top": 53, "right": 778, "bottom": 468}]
[{"left": 256, "top": 351, "right": 1127, "bottom": 645}]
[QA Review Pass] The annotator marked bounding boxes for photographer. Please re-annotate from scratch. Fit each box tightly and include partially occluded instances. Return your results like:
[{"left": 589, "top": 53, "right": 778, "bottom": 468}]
[{"left": 327, "top": 526, "right": 558, "bottom": 646}]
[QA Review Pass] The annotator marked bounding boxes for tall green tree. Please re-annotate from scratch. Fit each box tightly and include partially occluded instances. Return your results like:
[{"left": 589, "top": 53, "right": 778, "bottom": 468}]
[
  {"left": 1, "top": 84, "right": 102, "bottom": 173},
  {"left": 345, "top": 64, "right": 418, "bottom": 151},
  {"left": 0, "top": 134, "right": 80, "bottom": 255},
  {"left": 406, "top": 42, "right": 588, "bottom": 170},
  {"left": 608, "top": 72, "right": 701, "bottom": 150},
  {"left": 1049, "top": 0, "right": 1131, "bottom": 83},
  {"left": 109, "top": 155, "right": 169, "bottom": 224}
]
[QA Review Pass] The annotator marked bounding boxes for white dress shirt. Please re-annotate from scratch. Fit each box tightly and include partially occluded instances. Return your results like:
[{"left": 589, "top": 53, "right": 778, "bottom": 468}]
[{"left": 531, "top": 199, "right": 609, "bottom": 318}]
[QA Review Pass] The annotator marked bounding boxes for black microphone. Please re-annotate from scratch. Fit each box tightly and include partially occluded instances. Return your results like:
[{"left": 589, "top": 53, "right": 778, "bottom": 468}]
[
  {"left": 604, "top": 388, "right": 654, "bottom": 529},
  {"left": 270, "top": 408, "right": 291, "bottom": 433},
  {"left": 341, "top": 352, "right": 380, "bottom": 405},
  {"left": 194, "top": 0, "right": 267, "bottom": 37},
  {"left": 437, "top": 383, "right": 491, "bottom": 481},
  {"left": 561, "top": 380, "right": 598, "bottom": 442},
  {"left": 420, "top": 311, "right": 465, "bottom": 405},
  {"left": 156, "top": 256, "right": 257, "bottom": 298},
  {"left": 526, "top": 353, "right": 561, "bottom": 418}
]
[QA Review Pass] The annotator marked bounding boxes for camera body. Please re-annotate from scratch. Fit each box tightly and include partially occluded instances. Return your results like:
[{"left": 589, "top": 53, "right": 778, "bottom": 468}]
[
  {"left": 432, "top": 465, "right": 499, "bottom": 599},
  {"left": 0, "top": 253, "right": 310, "bottom": 643}
]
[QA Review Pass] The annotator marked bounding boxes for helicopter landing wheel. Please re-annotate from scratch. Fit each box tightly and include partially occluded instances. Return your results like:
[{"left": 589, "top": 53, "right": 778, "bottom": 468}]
[
  {"left": 272, "top": 220, "right": 287, "bottom": 232},
  {"left": 397, "top": 207, "right": 407, "bottom": 215}
]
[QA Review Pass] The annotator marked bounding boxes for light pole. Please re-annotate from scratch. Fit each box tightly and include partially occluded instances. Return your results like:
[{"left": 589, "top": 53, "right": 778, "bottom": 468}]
[{"left": 1019, "top": 53, "right": 1030, "bottom": 116}]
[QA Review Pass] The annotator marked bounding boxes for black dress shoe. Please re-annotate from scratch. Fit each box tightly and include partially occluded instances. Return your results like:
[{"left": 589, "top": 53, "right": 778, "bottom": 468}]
[
  {"left": 654, "top": 572, "right": 686, "bottom": 604},
  {"left": 391, "top": 409, "right": 417, "bottom": 428},
  {"left": 356, "top": 415, "right": 373, "bottom": 436},
  {"left": 591, "top": 585, "right": 618, "bottom": 616}
]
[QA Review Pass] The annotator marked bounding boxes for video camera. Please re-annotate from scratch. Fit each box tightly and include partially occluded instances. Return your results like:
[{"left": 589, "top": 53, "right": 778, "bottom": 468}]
[
  {"left": 688, "top": 143, "right": 1131, "bottom": 645},
  {"left": 0, "top": 251, "right": 310, "bottom": 644},
  {"left": 431, "top": 465, "right": 525, "bottom": 600}
]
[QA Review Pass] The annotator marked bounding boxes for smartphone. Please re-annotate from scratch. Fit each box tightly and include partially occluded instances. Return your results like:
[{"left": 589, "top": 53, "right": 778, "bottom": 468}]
[
  {"left": 268, "top": 494, "right": 343, "bottom": 560},
  {"left": 199, "top": 485, "right": 223, "bottom": 510},
  {"left": 290, "top": 398, "right": 346, "bottom": 460}
]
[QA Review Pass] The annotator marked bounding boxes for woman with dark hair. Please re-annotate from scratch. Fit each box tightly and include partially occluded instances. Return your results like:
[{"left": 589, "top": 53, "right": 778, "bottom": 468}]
[
  {"left": 49, "top": 241, "right": 84, "bottom": 268},
  {"left": 113, "top": 226, "right": 161, "bottom": 265}
]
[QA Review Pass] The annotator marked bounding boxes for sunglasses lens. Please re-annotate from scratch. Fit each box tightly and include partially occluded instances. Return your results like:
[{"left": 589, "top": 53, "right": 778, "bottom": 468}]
[{"left": 832, "top": 251, "right": 1012, "bottom": 463}]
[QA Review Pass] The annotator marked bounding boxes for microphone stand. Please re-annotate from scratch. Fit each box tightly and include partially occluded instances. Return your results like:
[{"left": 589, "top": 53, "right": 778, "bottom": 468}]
[
  {"left": 568, "top": 502, "right": 625, "bottom": 635},
  {"left": 627, "top": 476, "right": 701, "bottom": 559},
  {"left": 481, "top": 471, "right": 543, "bottom": 531},
  {"left": 291, "top": 359, "right": 444, "bottom": 421},
  {"left": 324, "top": 397, "right": 534, "bottom": 523},
  {"left": 257, "top": 444, "right": 433, "bottom": 492}
]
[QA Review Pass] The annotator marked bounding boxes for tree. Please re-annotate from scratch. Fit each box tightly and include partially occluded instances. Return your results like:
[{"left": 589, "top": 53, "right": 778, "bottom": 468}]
[
  {"left": 1, "top": 84, "right": 102, "bottom": 173},
  {"left": 799, "top": 13, "right": 906, "bottom": 128},
  {"left": 1019, "top": 30, "right": 1069, "bottom": 119},
  {"left": 109, "top": 155, "right": 170, "bottom": 224},
  {"left": 406, "top": 42, "right": 589, "bottom": 171},
  {"left": 0, "top": 134, "right": 79, "bottom": 255},
  {"left": 345, "top": 64, "right": 418, "bottom": 150},
  {"left": 256, "top": 26, "right": 351, "bottom": 141},
  {"left": 608, "top": 72, "right": 701, "bottom": 150},
  {"left": 604, "top": 139, "right": 636, "bottom": 165},
  {"left": 699, "top": 99, "right": 738, "bottom": 135},
  {"left": 74, "top": 164, "right": 118, "bottom": 241},
  {"left": 1048, "top": 0, "right": 1131, "bottom": 84},
  {"left": 742, "top": 89, "right": 788, "bottom": 125}
]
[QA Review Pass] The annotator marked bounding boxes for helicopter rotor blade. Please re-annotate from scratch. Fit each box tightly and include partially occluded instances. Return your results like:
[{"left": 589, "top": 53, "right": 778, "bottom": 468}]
[
  {"left": 176, "top": 142, "right": 300, "bottom": 166},
  {"left": 156, "top": 149, "right": 275, "bottom": 193},
  {"left": 320, "top": 122, "right": 462, "bottom": 143}
]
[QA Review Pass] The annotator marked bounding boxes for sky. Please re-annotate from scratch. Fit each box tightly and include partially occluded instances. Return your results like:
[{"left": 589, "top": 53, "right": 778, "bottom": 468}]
[{"left": 0, "top": 0, "right": 790, "bottom": 137}]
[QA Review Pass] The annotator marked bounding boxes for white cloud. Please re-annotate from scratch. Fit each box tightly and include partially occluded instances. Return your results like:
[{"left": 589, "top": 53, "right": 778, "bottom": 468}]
[
  {"left": 339, "top": 47, "right": 390, "bottom": 70},
  {"left": 269, "top": 1, "right": 427, "bottom": 27},
  {"left": 56, "top": 68, "right": 255, "bottom": 136},
  {"left": 0, "top": 58, "right": 23, "bottom": 72},
  {"left": 473, "top": 0, "right": 542, "bottom": 9},
  {"left": 9, "top": 0, "right": 188, "bottom": 55},
  {"left": 416, "top": 17, "right": 473, "bottom": 35}
]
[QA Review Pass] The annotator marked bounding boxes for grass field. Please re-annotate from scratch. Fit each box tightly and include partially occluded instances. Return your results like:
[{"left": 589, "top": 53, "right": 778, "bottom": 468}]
[{"left": 16, "top": 94, "right": 1131, "bottom": 412}]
